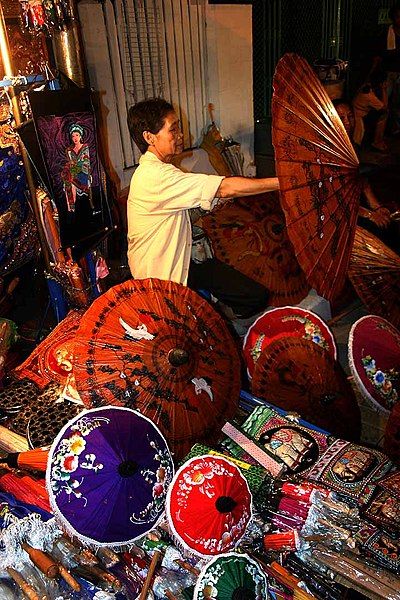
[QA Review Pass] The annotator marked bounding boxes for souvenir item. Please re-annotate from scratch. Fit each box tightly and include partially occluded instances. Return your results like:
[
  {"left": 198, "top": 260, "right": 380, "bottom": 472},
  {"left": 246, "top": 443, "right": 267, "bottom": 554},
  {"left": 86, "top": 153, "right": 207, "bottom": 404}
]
[
  {"left": 0, "top": 426, "right": 29, "bottom": 453},
  {"left": 376, "top": 471, "right": 400, "bottom": 500},
  {"left": 384, "top": 401, "right": 400, "bottom": 466},
  {"left": 243, "top": 305, "right": 336, "bottom": 379},
  {"left": 193, "top": 552, "right": 268, "bottom": 600},
  {"left": 73, "top": 278, "right": 240, "bottom": 457},
  {"left": 46, "top": 406, "right": 174, "bottom": 547},
  {"left": 222, "top": 405, "right": 331, "bottom": 476},
  {"left": 0, "top": 378, "right": 40, "bottom": 421},
  {"left": 349, "top": 227, "right": 400, "bottom": 329},
  {"left": 272, "top": 53, "right": 361, "bottom": 300},
  {"left": 13, "top": 310, "right": 83, "bottom": 389},
  {"left": 0, "top": 472, "right": 51, "bottom": 513},
  {"left": 306, "top": 439, "right": 393, "bottom": 505},
  {"left": 362, "top": 488, "right": 400, "bottom": 533},
  {"left": 166, "top": 455, "right": 252, "bottom": 557},
  {"left": 348, "top": 315, "right": 400, "bottom": 414},
  {"left": 355, "top": 522, "right": 400, "bottom": 575},
  {"left": 202, "top": 194, "right": 308, "bottom": 306},
  {"left": 251, "top": 337, "right": 360, "bottom": 440}
]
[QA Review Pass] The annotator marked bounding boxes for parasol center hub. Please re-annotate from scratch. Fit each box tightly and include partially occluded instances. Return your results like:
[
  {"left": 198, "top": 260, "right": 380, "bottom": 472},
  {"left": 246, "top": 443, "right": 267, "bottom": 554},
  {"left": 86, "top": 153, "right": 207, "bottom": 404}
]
[
  {"left": 118, "top": 460, "right": 138, "bottom": 478},
  {"left": 168, "top": 348, "right": 190, "bottom": 367},
  {"left": 232, "top": 589, "right": 255, "bottom": 600},
  {"left": 215, "top": 495, "right": 237, "bottom": 513}
]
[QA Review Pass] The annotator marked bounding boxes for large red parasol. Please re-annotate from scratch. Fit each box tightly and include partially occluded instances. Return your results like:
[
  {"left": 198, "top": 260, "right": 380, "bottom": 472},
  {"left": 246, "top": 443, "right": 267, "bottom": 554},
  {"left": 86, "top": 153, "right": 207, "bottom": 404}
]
[
  {"left": 251, "top": 336, "right": 361, "bottom": 441},
  {"left": 201, "top": 193, "right": 309, "bottom": 306},
  {"left": 348, "top": 226, "right": 400, "bottom": 329},
  {"left": 272, "top": 53, "right": 362, "bottom": 301},
  {"left": 166, "top": 455, "right": 252, "bottom": 557},
  {"left": 72, "top": 279, "right": 241, "bottom": 458}
]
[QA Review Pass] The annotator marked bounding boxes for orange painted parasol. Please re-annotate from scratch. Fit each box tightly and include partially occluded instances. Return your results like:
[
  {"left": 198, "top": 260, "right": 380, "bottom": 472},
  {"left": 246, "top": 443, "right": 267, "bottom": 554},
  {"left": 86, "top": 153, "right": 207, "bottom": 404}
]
[
  {"left": 349, "top": 226, "right": 400, "bottom": 329},
  {"left": 202, "top": 193, "right": 309, "bottom": 306},
  {"left": 251, "top": 336, "right": 361, "bottom": 441},
  {"left": 72, "top": 279, "right": 241, "bottom": 457},
  {"left": 272, "top": 53, "right": 362, "bottom": 301}
]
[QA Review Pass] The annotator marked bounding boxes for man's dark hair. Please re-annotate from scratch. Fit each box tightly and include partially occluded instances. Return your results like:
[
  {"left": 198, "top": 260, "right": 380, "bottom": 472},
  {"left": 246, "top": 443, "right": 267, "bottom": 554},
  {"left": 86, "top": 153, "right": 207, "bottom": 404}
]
[
  {"left": 127, "top": 98, "right": 174, "bottom": 153},
  {"left": 389, "top": 3, "right": 400, "bottom": 21},
  {"left": 332, "top": 98, "right": 352, "bottom": 110}
]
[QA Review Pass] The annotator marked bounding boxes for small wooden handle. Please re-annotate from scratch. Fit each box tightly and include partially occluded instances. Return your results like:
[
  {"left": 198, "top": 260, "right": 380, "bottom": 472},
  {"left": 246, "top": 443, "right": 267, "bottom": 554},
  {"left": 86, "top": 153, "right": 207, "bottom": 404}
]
[
  {"left": 7, "top": 567, "right": 41, "bottom": 600},
  {"left": 22, "top": 543, "right": 59, "bottom": 579},
  {"left": 58, "top": 564, "right": 81, "bottom": 592},
  {"left": 175, "top": 559, "right": 200, "bottom": 576},
  {"left": 139, "top": 550, "right": 162, "bottom": 600}
]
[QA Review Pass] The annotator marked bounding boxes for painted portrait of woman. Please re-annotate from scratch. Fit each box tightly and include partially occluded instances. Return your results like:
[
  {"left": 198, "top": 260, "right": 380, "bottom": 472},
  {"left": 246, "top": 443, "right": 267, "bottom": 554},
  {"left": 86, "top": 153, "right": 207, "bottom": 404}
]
[{"left": 61, "top": 123, "right": 94, "bottom": 213}]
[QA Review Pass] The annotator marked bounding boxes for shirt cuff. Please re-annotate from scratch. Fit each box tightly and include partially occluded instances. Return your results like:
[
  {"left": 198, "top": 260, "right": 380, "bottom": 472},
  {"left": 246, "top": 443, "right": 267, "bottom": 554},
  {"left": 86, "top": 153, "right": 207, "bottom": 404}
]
[{"left": 199, "top": 175, "right": 225, "bottom": 210}]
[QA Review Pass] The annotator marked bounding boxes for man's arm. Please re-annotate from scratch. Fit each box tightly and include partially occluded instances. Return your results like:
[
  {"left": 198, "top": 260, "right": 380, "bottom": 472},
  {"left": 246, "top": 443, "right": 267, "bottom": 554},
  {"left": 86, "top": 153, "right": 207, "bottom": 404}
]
[{"left": 217, "top": 176, "right": 280, "bottom": 198}]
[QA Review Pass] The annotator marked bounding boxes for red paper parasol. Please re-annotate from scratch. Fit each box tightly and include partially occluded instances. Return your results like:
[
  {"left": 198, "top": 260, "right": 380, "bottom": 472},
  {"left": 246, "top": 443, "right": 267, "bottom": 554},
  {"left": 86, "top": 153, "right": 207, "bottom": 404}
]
[
  {"left": 72, "top": 279, "right": 241, "bottom": 458},
  {"left": 201, "top": 193, "right": 309, "bottom": 306},
  {"left": 166, "top": 455, "right": 252, "bottom": 557},
  {"left": 272, "top": 53, "right": 362, "bottom": 300},
  {"left": 348, "top": 315, "right": 400, "bottom": 414},
  {"left": 13, "top": 309, "right": 83, "bottom": 389},
  {"left": 348, "top": 227, "right": 400, "bottom": 329},
  {"left": 243, "top": 306, "right": 337, "bottom": 379},
  {"left": 252, "top": 336, "right": 361, "bottom": 440}
]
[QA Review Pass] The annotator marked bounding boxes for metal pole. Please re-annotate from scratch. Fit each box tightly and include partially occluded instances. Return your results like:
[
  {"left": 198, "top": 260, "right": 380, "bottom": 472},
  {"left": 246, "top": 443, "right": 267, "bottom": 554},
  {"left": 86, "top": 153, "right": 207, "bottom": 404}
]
[
  {"left": 0, "top": 2, "right": 51, "bottom": 269},
  {"left": 52, "top": 0, "right": 89, "bottom": 87}
]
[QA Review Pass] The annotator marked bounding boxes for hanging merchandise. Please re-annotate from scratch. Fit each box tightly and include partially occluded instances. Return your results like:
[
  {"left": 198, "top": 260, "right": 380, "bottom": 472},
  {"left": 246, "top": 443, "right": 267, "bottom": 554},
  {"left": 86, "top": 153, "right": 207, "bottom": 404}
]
[
  {"left": 243, "top": 305, "right": 337, "bottom": 379},
  {"left": 46, "top": 406, "right": 174, "bottom": 547},
  {"left": 202, "top": 194, "right": 309, "bottom": 307},
  {"left": 166, "top": 455, "right": 252, "bottom": 557},
  {"left": 72, "top": 278, "right": 240, "bottom": 458},
  {"left": 348, "top": 315, "right": 400, "bottom": 414},
  {"left": 272, "top": 53, "right": 362, "bottom": 301},
  {"left": 349, "top": 226, "right": 400, "bottom": 329},
  {"left": 19, "top": 0, "right": 69, "bottom": 33},
  {"left": 251, "top": 337, "right": 361, "bottom": 441}
]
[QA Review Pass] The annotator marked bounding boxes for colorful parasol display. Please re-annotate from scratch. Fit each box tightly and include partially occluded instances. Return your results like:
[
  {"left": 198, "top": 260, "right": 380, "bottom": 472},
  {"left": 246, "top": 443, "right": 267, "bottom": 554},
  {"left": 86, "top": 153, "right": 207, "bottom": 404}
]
[
  {"left": 348, "top": 315, "right": 400, "bottom": 414},
  {"left": 252, "top": 337, "right": 361, "bottom": 441},
  {"left": 348, "top": 227, "right": 400, "bottom": 329},
  {"left": 193, "top": 552, "right": 268, "bottom": 600},
  {"left": 72, "top": 278, "right": 241, "bottom": 457},
  {"left": 166, "top": 455, "right": 252, "bottom": 557},
  {"left": 201, "top": 193, "right": 309, "bottom": 306},
  {"left": 272, "top": 53, "right": 362, "bottom": 300},
  {"left": 46, "top": 406, "right": 174, "bottom": 547},
  {"left": 243, "top": 306, "right": 337, "bottom": 379}
]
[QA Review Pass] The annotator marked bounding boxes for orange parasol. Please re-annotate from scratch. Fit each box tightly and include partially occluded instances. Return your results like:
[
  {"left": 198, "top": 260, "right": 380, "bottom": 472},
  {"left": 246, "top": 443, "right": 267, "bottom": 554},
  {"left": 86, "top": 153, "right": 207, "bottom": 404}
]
[
  {"left": 72, "top": 279, "right": 241, "bottom": 457},
  {"left": 272, "top": 53, "right": 362, "bottom": 301},
  {"left": 202, "top": 193, "right": 309, "bottom": 306},
  {"left": 348, "top": 226, "right": 400, "bottom": 329},
  {"left": 251, "top": 336, "right": 361, "bottom": 441}
]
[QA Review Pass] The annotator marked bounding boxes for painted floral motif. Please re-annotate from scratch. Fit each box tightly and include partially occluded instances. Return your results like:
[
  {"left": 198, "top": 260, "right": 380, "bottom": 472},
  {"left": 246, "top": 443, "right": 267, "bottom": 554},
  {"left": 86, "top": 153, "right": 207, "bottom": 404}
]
[
  {"left": 198, "top": 555, "right": 267, "bottom": 600},
  {"left": 283, "top": 315, "right": 330, "bottom": 350},
  {"left": 361, "top": 354, "right": 399, "bottom": 409},
  {"left": 50, "top": 416, "right": 109, "bottom": 505},
  {"left": 250, "top": 334, "right": 265, "bottom": 363}
]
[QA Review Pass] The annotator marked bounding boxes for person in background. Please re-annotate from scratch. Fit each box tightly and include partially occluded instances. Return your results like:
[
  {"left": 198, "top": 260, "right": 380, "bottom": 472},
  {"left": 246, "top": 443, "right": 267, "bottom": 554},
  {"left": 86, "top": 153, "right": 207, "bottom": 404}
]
[
  {"left": 352, "top": 71, "right": 388, "bottom": 152},
  {"left": 126, "top": 98, "right": 280, "bottom": 320}
]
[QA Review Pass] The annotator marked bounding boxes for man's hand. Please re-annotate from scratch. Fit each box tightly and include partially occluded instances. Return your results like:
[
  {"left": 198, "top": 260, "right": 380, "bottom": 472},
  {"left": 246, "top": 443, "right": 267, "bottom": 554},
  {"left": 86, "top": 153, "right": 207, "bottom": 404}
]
[{"left": 369, "top": 206, "right": 391, "bottom": 228}]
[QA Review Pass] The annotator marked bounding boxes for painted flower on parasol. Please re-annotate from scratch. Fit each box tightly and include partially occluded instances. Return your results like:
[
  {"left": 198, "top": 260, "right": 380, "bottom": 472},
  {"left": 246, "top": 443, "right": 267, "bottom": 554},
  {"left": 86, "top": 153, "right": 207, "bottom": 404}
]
[
  {"left": 193, "top": 552, "right": 268, "bottom": 600},
  {"left": 243, "top": 305, "right": 337, "bottom": 379},
  {"left": 46, "top": 406, "right": 174, "bottom": 547},
  {"left": 72, "top": 278, "right": 240, "bottom": 457},
  {"left": 251, "top": 336, "right": 361, "bottom": 441},
  {"left": 348, "top": 315, "right": 400, "bottom": 414},
  {"left": 166, "top": 455, "right": 252, "bottom": 557}
]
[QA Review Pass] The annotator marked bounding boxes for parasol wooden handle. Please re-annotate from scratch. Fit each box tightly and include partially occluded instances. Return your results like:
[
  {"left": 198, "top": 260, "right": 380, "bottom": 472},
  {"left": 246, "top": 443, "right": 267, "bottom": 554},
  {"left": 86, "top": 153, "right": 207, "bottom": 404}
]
[
  {"left": 175, "top": 559, "right": 200, "bottom": 576},
  {"left": 22, "top": 543, "right": 59, "bottom": 579},
  {"left": 139, "top": 550, "right": 162, "bottom": 600},
  {"left": 58, "top": 564, "right": 81, "bottom": 592},
  {"left": 7, "top": 567, "right": 41, "bottom": 600}
]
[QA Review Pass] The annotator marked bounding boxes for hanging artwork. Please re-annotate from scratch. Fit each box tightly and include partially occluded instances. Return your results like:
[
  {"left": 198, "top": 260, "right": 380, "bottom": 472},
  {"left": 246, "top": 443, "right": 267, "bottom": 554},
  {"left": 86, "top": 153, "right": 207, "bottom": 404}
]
[{"left": 20, "top": 89, "right": 112, "bottom": 258}]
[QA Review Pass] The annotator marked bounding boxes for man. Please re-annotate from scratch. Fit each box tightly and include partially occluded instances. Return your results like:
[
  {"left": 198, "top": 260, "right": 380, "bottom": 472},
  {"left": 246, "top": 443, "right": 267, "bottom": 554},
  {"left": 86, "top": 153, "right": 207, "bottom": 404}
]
[{"left": 126, "top": 98, "right": 280, "bottom": 319}]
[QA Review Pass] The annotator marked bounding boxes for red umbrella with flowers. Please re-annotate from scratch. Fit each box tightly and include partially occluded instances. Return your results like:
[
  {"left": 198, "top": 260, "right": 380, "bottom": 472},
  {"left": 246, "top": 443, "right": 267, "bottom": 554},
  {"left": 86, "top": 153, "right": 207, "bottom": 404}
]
[{"left": 72, "top": 279, "right": 241, "bottom": 458}]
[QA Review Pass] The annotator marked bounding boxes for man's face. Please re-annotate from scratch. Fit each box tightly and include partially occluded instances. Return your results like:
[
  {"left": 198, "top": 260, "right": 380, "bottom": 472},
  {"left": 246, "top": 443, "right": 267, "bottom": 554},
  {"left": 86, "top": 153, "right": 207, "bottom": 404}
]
[
  {"left": 335, "top": 103, "right": 355, "bottom": 136},
  {"left": 150, "top": 111, "right": 183, "bottom": 161}
]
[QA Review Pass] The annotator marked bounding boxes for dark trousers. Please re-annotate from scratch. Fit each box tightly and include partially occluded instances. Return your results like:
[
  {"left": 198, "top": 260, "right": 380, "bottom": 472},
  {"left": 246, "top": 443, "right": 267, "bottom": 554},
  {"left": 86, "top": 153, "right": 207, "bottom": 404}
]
[{"left": 187, "top": 258, "right": 269, "bottom": 318}]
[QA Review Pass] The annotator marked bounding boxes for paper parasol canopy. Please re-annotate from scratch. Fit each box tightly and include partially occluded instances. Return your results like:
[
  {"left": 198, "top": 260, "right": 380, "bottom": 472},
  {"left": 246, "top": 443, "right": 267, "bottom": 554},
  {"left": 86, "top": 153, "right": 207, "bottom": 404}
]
[
  {"left": 349, "top": 226, "right": 400, "bottom": 329},
  {"left": 166, "top": 455, "right": 252, "bottom": 557},
  {"left": 243, "top": 306, "right": 337, "bottom": 379},
  {"left": 252, "top": 336, "right": 361, "bottom": 441},
  {"left": 272, "top": 53, "right": 361, "bottom": 300},
  {"left": 201, "top": 193, "right": 309, "bottom": 306},
  {"left": 349, "top": 315, "right": 400, "bottom": 414},
  {"left": 193, "top": 552, "right": 268, "bottom": 600},
  {"left": 46, "top": 406, "right": 174, "bottom": 547}
]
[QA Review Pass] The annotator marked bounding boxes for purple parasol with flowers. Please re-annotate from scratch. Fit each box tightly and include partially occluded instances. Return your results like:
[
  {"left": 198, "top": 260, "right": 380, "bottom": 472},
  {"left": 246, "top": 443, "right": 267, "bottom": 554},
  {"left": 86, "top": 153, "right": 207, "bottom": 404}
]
[{"left": 46, "top": 406, "right": 174, "bottom": 547}]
